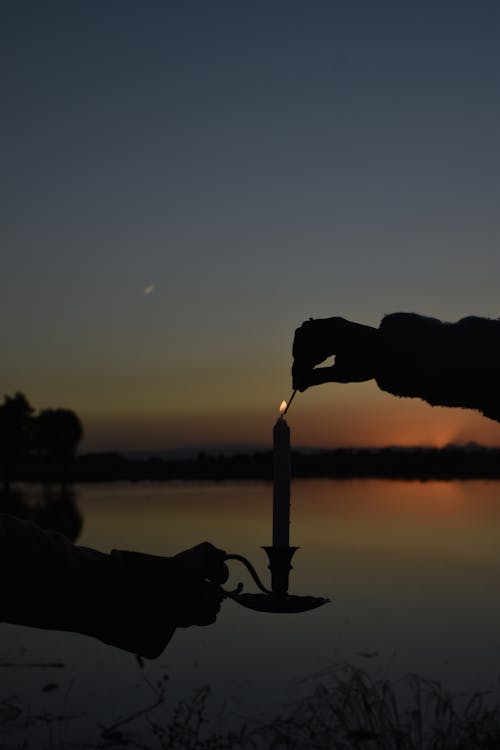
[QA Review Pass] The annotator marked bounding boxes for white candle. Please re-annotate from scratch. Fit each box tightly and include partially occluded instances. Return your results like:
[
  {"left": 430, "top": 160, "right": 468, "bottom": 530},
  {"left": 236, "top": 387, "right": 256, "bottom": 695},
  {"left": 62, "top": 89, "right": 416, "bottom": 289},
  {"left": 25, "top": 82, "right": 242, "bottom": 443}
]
[{"left": 273, "top": 415, "right": 291, "bottom": 548}]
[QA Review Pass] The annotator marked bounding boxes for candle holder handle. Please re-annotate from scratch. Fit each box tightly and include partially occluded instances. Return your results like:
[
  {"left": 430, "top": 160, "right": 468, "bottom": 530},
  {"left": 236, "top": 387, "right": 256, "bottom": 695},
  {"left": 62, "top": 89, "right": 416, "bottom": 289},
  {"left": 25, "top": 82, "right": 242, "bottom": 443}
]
[{"left": 224, "top": 553, "right": 272, "bottom": 594}]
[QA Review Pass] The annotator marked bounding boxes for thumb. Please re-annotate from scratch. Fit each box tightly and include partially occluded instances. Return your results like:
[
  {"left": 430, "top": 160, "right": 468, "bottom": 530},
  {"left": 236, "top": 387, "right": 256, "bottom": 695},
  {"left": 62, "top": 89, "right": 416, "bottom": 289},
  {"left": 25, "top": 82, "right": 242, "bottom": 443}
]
[
  {"left": 309, "top": 365, "right": 354, "bottom": 385},
  {"left": 294, "top": 365, "right": 348, "bottom": 391}
]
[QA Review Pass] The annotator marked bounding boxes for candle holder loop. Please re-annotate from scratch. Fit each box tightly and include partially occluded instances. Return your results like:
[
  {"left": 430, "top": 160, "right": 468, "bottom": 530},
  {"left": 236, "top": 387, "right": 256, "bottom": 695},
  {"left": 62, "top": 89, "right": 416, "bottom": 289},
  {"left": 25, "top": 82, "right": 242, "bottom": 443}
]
[{"left": 224, "top": 553, "right": 272, "bottom": 594}]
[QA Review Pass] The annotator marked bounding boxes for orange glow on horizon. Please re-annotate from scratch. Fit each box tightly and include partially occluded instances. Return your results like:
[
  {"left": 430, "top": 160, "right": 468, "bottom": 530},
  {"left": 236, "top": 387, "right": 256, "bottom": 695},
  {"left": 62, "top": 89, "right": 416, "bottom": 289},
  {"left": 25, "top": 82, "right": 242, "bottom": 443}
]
[{"left": 81, "top": 391, "right": 500, "bottom": 453}]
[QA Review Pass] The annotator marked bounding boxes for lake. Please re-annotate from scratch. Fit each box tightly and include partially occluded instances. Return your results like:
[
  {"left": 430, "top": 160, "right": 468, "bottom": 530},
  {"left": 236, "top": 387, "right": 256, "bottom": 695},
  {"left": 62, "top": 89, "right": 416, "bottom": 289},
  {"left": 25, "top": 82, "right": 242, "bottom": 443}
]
[{"left": 3, "top": 478, "right": 500, "bottom": 747}]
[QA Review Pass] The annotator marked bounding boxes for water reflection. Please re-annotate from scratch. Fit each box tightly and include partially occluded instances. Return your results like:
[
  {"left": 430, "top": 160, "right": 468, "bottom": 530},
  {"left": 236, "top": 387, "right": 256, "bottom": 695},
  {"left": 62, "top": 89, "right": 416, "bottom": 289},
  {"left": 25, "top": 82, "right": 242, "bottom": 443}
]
[
  {"left": 4, "top": 478, "right": 500, "bottom": 747},
  {"left": 0, "top": 485, "right": 82, "bottom": 541},
  {"left": 73, "top": 478, "right": 500, "bottom": 689}
]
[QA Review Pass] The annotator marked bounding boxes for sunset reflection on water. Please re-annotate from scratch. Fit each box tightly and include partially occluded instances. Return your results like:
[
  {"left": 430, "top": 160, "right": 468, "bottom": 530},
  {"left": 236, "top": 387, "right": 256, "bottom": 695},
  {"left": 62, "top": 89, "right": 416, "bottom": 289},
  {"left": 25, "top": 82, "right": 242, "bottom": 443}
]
[
  {"left": 75, "top": 478, "right": 500, "bottom": 696},
  {"left": 5, "top": 479, "right": 500, "bottom": 746}
]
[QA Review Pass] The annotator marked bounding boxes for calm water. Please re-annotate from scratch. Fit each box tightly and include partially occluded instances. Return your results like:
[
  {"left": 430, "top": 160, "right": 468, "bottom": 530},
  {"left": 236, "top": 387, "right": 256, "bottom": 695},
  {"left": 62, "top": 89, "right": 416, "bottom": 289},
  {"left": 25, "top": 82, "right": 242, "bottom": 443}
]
[{"left": 3, "top": 478, "right": 500, "bottom": 745}]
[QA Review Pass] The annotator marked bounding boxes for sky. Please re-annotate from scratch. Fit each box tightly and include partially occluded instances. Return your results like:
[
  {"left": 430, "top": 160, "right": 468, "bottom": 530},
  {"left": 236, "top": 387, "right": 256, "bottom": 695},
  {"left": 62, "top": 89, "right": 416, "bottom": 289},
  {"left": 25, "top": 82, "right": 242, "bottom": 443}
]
[{"left": 3, "top": 0, "right": 500, "bottom": 452}]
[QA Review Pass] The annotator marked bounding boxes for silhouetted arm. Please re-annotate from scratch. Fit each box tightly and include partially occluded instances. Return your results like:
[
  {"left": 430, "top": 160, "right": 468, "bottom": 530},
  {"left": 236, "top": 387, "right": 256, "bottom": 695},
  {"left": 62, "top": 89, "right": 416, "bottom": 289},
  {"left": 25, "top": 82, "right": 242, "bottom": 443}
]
[
  {"left": 375, "top": 313, "right": 500, "bottom": 422},
  {"left": 0, "top": 514, "right": 226, "bottom": 658},
  {"left": 292, "top": 314, "right": 500, "bottom": 422}
]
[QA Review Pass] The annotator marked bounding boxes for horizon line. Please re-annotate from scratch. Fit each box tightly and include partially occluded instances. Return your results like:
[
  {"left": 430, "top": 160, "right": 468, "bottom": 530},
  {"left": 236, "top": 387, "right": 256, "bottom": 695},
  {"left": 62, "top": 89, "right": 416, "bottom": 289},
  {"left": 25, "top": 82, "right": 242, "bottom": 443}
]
[{"left": 79, "top": 440, "right": 500, "bottom": 458}]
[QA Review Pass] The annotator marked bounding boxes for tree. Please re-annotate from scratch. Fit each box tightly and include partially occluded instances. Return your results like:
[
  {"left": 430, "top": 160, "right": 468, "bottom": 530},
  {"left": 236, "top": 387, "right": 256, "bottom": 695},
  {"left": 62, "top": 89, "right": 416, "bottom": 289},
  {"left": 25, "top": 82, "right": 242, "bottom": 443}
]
[
  {"left": 36, "top": 408, "right": 84, "bottom": 485},
  {"left": 0, "top": 392, "right": 34, "bottom": 489}
]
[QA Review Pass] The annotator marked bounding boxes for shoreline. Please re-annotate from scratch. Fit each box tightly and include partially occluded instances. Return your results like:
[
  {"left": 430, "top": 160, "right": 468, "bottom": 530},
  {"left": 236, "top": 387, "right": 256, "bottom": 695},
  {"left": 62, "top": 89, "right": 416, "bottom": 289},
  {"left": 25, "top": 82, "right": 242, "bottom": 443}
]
[{"left": 6, "top": 445, "right": 500, "bottom": 483}]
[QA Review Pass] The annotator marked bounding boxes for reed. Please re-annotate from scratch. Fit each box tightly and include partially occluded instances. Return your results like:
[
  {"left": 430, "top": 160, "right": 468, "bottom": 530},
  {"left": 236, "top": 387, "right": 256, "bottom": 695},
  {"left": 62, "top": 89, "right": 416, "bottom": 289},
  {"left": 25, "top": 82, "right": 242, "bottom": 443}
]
[{"left": 4, "top": 665, "right": 500, "bottom": 749}]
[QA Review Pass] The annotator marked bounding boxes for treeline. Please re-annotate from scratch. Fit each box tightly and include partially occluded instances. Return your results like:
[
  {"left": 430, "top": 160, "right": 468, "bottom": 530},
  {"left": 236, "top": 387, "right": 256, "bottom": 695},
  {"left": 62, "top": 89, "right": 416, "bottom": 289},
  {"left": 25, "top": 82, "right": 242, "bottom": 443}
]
[
  {"left": 22, "top": 444, "right": 500, "bottom": 482},
  {"left": 0, "top": 392, "right": 83, "bottom": 488},
  {"left": 4, "top": 389, "right": 500, "bottom": 482}
]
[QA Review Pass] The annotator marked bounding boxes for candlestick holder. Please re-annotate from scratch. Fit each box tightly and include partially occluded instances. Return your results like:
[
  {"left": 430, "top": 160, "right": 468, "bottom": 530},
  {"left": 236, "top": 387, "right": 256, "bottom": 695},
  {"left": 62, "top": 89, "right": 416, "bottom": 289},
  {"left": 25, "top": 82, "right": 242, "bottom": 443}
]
[
  {"left": 220, "top": 396, "right": 329, "bottom": 613},
  {"left": 222, "top": 547, "right": 329, "bottom": 613}
]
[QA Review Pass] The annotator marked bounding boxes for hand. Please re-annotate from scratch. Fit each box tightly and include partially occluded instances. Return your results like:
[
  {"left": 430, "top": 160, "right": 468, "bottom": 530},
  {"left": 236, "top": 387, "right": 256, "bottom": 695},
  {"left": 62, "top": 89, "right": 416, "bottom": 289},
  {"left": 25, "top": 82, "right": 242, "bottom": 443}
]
[
  {"left": 171, "top": 542, "right": 229, "bottom": 628},
  {"left": 292, "top": 317, "right": 379, "bottom": 391}
]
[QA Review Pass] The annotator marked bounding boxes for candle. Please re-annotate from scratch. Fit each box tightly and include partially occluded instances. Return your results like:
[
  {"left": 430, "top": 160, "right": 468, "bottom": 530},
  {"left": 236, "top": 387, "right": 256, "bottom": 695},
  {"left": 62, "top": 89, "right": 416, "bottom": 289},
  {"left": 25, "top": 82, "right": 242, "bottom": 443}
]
[{"left": 273, "top": 412, "right": 291, "bottom": 548}]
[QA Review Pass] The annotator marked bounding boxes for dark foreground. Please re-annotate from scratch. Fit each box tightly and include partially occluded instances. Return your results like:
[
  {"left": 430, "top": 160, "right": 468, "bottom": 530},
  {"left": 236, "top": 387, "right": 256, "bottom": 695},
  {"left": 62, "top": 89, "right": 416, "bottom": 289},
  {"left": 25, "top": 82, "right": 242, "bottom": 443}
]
[{"left": 4, "top": 665, "right": 500, "bottom": 749}]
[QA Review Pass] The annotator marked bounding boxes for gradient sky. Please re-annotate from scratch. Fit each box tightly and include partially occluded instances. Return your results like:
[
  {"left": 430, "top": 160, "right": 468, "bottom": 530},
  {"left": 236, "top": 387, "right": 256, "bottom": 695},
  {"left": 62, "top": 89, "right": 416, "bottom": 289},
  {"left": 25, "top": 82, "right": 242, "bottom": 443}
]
[{"left": 3, "top": 0, "right": 500, "bottom": 452}]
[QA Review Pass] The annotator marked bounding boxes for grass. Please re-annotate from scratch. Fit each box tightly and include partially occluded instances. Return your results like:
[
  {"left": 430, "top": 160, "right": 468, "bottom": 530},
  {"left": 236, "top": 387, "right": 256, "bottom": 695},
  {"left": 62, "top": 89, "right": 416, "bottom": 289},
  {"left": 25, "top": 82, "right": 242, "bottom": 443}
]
[
  {"left": 4, "top": 665, "right": 500, "bottom": 749},
  {"left": 251, "top": 665, "right": 500, "bottom": 750}
]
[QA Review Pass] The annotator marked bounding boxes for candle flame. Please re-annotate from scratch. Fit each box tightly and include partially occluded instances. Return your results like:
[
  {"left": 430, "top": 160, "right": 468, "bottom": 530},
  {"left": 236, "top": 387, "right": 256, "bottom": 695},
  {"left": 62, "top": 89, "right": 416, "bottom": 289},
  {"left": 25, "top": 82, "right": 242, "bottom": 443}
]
[{"left": 279, "top": 400, "right": 287, "bottom": 414}]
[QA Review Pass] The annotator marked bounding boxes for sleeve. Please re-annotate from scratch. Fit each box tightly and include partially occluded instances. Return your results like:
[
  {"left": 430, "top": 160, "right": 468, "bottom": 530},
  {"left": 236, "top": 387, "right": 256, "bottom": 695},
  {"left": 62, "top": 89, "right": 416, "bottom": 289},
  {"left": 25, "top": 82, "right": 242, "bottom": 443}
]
[
  {"left": 375, "top": 313, "right": 500, "bottom": 422},
  {"left": 0, "top": 513, "right": 178, "bottom": 658}
]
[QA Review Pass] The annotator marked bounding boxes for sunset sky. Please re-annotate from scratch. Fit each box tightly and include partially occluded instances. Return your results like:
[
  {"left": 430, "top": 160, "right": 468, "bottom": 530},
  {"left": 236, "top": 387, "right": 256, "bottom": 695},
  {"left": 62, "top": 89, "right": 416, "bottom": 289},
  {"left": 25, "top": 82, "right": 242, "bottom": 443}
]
[{"left": 3, "top": 1, "right": 500, "bottom": 452}]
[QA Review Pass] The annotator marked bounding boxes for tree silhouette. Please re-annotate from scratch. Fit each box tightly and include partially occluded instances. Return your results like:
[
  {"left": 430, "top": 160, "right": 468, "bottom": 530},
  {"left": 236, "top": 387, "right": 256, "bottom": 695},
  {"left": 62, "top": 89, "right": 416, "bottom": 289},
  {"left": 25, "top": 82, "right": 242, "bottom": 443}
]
[
  {"left": 0, "top": 392, "right": 34, "bottom": 489},
  {"left": 36, "top": 408, "right": 83, "bottom": 486}
]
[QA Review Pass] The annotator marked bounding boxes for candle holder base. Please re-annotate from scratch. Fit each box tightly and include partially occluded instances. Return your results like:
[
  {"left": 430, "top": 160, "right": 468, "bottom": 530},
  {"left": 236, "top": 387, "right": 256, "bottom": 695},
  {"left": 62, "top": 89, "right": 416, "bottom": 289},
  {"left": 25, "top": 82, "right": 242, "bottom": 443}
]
[{"left": 223, "top": 551, "right": 329, "bottom": 614}]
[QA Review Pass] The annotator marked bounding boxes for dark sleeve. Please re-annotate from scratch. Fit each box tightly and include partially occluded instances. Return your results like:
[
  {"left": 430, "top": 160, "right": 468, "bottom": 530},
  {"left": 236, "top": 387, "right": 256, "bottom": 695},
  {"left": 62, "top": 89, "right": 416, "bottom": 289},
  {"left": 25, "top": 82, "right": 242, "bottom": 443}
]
[
  {"left": 0, "top": 513, "right": 178, "bottom": 658},
  {"left": 375, "top": 313, "right": 500, "bottom": 422}
]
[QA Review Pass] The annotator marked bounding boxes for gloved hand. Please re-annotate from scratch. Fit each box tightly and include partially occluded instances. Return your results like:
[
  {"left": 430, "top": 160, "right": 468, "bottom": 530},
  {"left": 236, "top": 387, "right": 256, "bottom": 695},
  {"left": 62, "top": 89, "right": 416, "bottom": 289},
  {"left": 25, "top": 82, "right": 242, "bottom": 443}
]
[
  {"left": 292, "top": 317, "right": 379, "bottom": 391},
  {"left": 170, "top": 542, "right": 229, "bottom": 627}
]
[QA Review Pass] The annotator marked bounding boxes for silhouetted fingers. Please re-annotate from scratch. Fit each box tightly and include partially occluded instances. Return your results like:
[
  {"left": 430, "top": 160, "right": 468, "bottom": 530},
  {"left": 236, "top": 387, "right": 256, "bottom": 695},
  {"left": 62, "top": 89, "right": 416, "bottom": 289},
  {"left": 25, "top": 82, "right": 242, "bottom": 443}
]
[
  {"left": 205, "top": 558, "right": 229, "bottom": 585},
  {"left": 195, "top": 584, "right": 224, "bottom": 625},
  {"left": 172, "top": 542, "right": 228, "bottom": 584},
  {"left": 292, "top": 318, "right": 380, "bottom": 390},
  {"left": 293, "top": 365, "right": 349, "bottom": 391},
  {"left": 292, "top": 318, "right": 341, "bottom": 368},
  {"left": 175, "top": 582, "right": 224, "bottom": 628},
  {"left": 292, "top": 317, "right": 379, "bottom": 388},
  {"left": 198, "top": 542, "right": 229, "bottom": 584}
]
